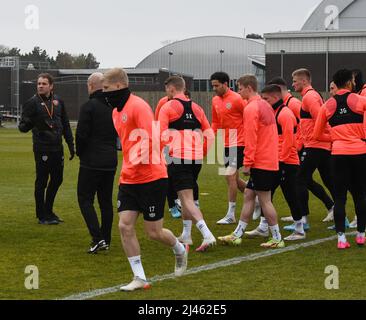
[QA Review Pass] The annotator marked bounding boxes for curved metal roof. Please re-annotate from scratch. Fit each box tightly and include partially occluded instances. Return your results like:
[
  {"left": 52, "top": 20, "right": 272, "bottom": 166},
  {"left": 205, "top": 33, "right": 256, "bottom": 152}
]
[
  {"left": 136, "top": 36, "right": 265, "bottom": 80},
  {"left": 302, "top": 0, "right": 366, "bottom": 31}
]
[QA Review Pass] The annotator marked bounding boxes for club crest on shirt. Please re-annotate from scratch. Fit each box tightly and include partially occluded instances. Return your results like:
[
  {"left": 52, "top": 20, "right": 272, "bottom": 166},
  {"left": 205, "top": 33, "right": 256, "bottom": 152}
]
[
  {"left": 122, "top": 114, "right": 128, "bottom": 123},
  {"left": 42, "top": 156, "right": 48, "bottom": 162},
  {"left": 226, "top": 103, "right": 232, "bottom": 110},
  {"left": 53, "top": 100, "right": 59, "bottom": 107}
]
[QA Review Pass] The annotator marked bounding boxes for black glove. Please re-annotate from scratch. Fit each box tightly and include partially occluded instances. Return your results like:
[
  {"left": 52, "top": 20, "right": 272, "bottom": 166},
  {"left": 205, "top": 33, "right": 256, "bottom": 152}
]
[{"left": 68, "top": 145, "right": 75, "bottom": 161}]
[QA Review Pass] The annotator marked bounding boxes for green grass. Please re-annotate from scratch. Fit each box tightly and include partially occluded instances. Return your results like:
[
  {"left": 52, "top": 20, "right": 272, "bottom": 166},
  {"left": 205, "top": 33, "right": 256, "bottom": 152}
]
[{"left": 0, "top": 127, "right": 365, "bottom": 300}]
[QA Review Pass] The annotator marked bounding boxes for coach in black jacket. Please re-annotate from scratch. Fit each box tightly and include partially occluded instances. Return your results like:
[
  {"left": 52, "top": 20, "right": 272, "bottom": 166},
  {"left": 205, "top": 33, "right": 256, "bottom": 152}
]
[
  {"left": 19, "top": 73, "right": 75, "bottom": 225},
  {"left": 76, "top": 72, "right": 118, "bottom": 254}
]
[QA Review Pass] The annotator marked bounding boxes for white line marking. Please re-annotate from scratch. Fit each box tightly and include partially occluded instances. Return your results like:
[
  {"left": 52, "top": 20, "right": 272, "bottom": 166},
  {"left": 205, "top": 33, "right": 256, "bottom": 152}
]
[{"left": 59, "top": 232, "right": 357, "bottom": 300}]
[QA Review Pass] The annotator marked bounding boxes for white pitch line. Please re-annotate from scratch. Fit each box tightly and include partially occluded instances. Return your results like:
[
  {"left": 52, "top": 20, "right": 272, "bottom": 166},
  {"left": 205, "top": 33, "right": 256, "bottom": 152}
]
[{"left": 59, "top": 232, "right": 357, "bottom": 300}]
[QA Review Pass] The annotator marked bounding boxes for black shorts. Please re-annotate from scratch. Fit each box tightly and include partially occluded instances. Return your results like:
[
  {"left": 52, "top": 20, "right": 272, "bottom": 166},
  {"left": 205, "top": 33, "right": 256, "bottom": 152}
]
[
  {"left": 224, "top": 147, "right": 245, "bottom": 169},
  {"left": 246, "top": 168, "right": 278, "bottom": 192},
  {"left": 168, "top": 159, "right": 202, "bottom": 193},
  {"left": 117, "top": 179, "right": 168, "bottom": 222}
]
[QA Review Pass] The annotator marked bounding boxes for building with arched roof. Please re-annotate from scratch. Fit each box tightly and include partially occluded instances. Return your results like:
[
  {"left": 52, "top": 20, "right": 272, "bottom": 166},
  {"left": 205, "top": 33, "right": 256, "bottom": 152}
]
[
  {"left": 136, "top": 36, "right": 265, "bottom": 91},
  {"left": 265, "top": 0, "right": 366, "bottom": 91},
  {"left": 302, "top": 0, "right": 366, "bottom": 31}
]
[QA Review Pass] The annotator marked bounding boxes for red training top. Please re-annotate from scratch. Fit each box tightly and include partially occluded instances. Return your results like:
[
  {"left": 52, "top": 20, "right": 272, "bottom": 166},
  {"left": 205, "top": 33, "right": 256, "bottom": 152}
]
[
  {"left": 275, "top": 104, "right": 300, "bottom": 165},
  {"left": 313, "top": 89, "right": 366, "bottom": 155},
  {"left": 212, "top": 89, "right": 247, "bottom": 148},
  {"left": 113, "top": 94, "right": 167, "bottom": 185},
  {"left": 155, "top": 96, "right": 169, "bottom": 121},
  {"left": 244, "top": 95, "right": 279, "bottom": 171},
  {"left": 300, "top": 86, "right": 331, "bottom": 151},
  {"left": 159, "top": 93, "right": 214, "bottom": 160},
  {"left": 284, "top": 93, "right": 303, "bottom": 151}
]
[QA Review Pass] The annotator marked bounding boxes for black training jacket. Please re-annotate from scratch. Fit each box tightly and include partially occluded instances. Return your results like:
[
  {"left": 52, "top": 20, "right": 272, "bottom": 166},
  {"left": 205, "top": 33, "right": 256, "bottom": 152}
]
[
  {"left": 76, "top": 90, "right": 118, "bottom": 171},
  {"left": 19, "top": 93, "right": 74, "bottom": 153}
]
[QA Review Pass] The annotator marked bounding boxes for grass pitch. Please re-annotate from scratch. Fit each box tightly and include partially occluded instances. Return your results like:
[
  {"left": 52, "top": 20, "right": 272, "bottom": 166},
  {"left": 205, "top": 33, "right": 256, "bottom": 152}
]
[{"left": 0, "top": 127, "right": 365, "bottom": 300}]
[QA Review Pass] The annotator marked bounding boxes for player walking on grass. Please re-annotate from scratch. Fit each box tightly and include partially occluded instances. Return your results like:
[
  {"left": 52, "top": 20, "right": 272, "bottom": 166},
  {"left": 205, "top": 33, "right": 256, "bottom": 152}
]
[
  {"left": 103, "top": 68, "right": 188, "bottom": 292},
  {"left": 155, "top": 91, "right": 200, "bottom": 219},
  {"left": 326, "top": 80, "right": 352, "bottom": 231},
  {"left": 19, "top": 73, "right": 75, "bottom": 225},
  {"left": 76, "top": 73, "right": 117, "bottom": 254},
  {"left": 285, "top": 69, "right": 335, "bottom": 233},
  {"left": 314, "top": 69, "right": 366, "bottom": 249},
  {"left": 155, "top": 95, "right": 181, "bottom": 219},
  {"left": 210, "top": 72, "right": 252, "bottom": 225},
  {"left": 266, "top": 77, "right": 335, "bottom": 224},
  {"left": 260, "top": 85, "right": 305, "bottom": 241},
  {"left": 158, "top": 76, "right": 216, "bottom": 252},
  {"left": 219, "top": 75, "right": 285, "bottom": 249}
]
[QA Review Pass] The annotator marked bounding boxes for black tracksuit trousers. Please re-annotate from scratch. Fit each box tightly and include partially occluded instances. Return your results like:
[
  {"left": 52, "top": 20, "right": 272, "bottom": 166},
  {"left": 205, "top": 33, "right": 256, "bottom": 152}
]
[
  {"left": 34, "top": 151, "right": 64, "bottom": 220},
  {"left": 77, "top": 167, "right": 115, "bottom": 244},
  {"left": 331, "top": 154, "right": 366, "bottom": 234}
]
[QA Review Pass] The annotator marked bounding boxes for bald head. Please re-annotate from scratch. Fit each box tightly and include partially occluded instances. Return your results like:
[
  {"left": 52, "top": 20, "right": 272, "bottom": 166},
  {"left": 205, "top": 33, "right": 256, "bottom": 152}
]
[{"left": 87, "top": 72, "right": 104, "bottom": 95}]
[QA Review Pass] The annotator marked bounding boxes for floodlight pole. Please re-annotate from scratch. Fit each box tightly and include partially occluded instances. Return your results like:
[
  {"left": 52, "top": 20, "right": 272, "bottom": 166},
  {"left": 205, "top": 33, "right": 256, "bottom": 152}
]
[
  {"left": 168, "top": 51, "right": 173, "bottom": 76},
  {"left": 220, "top": 49, "right": 225, "bottom": 71},
  {"left": 280, "top": 50, "right": 286, "bottom": 79}
]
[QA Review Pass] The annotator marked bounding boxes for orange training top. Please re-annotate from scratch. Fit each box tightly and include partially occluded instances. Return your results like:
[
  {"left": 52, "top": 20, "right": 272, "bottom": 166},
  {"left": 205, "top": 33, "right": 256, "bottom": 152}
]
[
  {"left": 212, "top": 89, "right": 247, "bottom": 148},
  {"left": 155, "top": 96, "right": 169, "bottom": 121},
  {"left": 284, "top": 93, "right": 303, "bottom": 150},
  {"left": 159, "top": 93, "right": 214, "bottom": 160},
  {"left": 275, "top": 104, "right": 300, "bottom": 165},
  {"left": 284, "top": 93, "right": 301, "bottom": 119},
  {"left": 359, "top": 84, "right": 366, "bottom": 97},
  {"left": 113, "top": 94, "right": 167, "bottom": 185},
  {"left": 300, "top": 86, "right": 331, "bottom": 151},
  {"left": 244, "top": 95, "right": 279, "bottom": 171},
  {"left": 313, "top": 89, "right": 366, "bottom": 155},
  {"left": 359, "top": 85, "right": 366, "bottom": 136}
]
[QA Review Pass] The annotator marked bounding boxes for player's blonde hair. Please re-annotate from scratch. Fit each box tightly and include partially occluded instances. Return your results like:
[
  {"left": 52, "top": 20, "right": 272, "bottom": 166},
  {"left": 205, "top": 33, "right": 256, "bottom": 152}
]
[
  {"left": 103, "top": 68, "right": 129, "bottom": 86},
  {"left": 292, "top": 68, "right": 311, "bottom": 81}
]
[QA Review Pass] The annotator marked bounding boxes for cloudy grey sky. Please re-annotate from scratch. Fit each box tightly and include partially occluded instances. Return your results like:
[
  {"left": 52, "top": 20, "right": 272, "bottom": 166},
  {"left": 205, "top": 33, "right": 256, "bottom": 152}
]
[{"left": 0, "top": 0, "right": 322, "bottom": 68}]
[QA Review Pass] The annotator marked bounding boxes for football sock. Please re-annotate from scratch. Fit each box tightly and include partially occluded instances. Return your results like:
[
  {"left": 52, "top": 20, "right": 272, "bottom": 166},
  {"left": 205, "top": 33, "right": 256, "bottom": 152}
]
[
  {"left": 338, "top": 233, "right": 347, "bottom": 243},
  {"left": 233, "top": 220, "right": 248, "bottom": 238},
  {"left": 128, "top": 256, "right": 146, "bottom": 281},
  {"left": 226, "top": 202, "right": 236, "bottom": 218},
  {"left": 182, "top": 220, "right": 192, "bottom": 238},
  {"left": 259, "top": 217, "right": 268, "bottom": 232},
  {"left": 269, "top": 225, "right": 282, "bottom": 241},
  {"left": 295, "top": 220, "right": 304, "bottom": 234},
  {"left": 172, "top": 239, "right": 186, "bottom": 255},
  {"left": 196, "top": 220, "right": 213, "bottom": 239}
]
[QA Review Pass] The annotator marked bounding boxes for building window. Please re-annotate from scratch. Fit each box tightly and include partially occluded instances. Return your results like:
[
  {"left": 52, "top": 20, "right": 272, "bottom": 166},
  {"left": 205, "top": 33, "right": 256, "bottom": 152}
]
[
  {"left": 254, "top": 67, "right": 265, "bottom": 91},
  {"left": 199, "top": 80, "right": 207, "bottom": 92},
  {"left": 128, "top": 76, "right": 154, "bottom": 85},
  {"left": 194, "top": 80, "right": 200, "bottom": 92}
]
